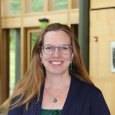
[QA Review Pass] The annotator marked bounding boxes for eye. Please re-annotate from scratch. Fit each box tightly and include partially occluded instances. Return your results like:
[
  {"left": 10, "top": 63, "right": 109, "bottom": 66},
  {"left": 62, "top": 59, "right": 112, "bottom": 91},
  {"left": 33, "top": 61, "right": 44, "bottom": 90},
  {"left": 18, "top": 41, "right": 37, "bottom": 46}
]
[
  {"left": 45, "top": 46, "right": 54, "bottom": 50},
  {"left": 45, "top": 46, "right": 52, "bottom": 49},
  {"left": 60, "top": 46, "right": 68, "bottom": 50},
  {"left": 63, "top": 46, "right": 68, "bottom": 50}
]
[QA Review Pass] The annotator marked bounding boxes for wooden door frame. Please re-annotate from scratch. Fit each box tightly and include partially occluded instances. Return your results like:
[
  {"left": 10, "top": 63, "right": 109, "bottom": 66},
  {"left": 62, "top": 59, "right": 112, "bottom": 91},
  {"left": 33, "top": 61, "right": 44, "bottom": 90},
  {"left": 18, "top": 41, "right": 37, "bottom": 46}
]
[
  {"left": 0, "top": 29, "right": 9, "bottom": 103},
  {"left": 26, "top": 27, "right": 40, "bottom": 67}
]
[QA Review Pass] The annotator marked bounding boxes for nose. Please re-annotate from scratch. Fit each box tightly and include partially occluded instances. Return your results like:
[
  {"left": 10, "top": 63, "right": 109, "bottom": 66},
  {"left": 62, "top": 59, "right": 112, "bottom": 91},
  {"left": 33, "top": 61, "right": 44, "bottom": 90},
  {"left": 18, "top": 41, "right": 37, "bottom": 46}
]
[{"left": 52, "top": 47, "right": 61, "bottom": 57}]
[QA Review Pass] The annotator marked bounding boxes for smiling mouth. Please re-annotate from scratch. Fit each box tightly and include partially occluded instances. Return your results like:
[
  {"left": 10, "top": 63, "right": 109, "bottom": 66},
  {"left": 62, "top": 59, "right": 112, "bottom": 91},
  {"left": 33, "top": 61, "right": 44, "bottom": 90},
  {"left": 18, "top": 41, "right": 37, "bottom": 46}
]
[{"left": 50, "top": 61, "right": 63, "bottom": 65}]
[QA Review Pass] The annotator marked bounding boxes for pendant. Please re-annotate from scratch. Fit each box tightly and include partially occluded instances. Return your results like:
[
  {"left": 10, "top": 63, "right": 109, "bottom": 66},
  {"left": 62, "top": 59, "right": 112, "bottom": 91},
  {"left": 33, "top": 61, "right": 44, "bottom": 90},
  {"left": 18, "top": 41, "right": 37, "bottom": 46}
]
[{"left": 50, "top": 97, "right": 57, "bottom": 103}]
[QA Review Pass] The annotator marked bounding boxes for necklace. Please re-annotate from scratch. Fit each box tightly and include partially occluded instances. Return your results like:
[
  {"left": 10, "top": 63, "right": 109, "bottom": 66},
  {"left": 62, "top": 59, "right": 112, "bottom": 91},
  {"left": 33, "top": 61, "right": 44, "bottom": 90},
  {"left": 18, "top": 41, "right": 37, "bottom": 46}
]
[
  {"left": 50, "top": 97, "right": 58, "bottom": 103},
  {"left": 44, "top": 85, "right": 69, "bottom": 104}
]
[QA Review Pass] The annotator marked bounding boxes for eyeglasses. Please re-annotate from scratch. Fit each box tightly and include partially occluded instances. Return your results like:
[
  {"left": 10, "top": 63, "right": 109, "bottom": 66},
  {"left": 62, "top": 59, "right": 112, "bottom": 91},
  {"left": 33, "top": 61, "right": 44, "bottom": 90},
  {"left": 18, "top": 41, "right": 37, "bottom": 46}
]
[{"left": 42, "top": 44, "right": 72, "bottom": 55}]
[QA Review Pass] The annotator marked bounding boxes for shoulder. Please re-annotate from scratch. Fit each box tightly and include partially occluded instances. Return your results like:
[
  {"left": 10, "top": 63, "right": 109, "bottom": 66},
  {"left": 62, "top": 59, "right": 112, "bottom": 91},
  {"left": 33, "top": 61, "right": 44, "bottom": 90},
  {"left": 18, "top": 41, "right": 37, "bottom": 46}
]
[
  {"left": 71, "top": 76, "right": 107, "bottom": 105},
  {"left": 71, "top": 76, "right": 101, "bottom": 95},
  {"left": 70, "top": 76, "right": 104, "bottom": 105},
  {"left": 71, "top": 76, "right": 110, "bottom": 114}
]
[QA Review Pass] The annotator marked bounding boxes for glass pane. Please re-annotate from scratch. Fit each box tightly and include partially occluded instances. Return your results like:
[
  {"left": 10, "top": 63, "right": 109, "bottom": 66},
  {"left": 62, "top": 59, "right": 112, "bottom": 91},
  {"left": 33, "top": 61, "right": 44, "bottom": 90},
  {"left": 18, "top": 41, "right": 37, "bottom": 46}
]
[
  {"left": 52, "top": 0, "right": 68, "bottom": 10},
  {"left": 9, "top": 31, "right": 15, "bottom": 95},
  {"left": 30, "top": 32, "right": 39, "bottom": 56},
  {"left": 31, "top": 0, "right": 44, "bottom": 12},
  {"left": 9, "top": 29, "right": 20, "bottom": 95},
  {"left": 8, "top": 0, "right": 21, "bottom": 15}
]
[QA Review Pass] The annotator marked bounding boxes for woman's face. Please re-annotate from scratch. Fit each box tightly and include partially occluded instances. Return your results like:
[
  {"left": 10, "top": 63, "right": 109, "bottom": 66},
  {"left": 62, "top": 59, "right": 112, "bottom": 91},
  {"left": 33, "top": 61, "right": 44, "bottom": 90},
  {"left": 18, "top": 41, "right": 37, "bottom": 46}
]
[{"left": 40, "top": 30, "right": 73, "bottom": 76}]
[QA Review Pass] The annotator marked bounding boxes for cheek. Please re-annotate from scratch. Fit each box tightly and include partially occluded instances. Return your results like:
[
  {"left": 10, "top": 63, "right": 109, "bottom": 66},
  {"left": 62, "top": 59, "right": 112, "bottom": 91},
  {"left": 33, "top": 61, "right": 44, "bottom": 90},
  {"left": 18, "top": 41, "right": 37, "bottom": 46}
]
[
  {"left": 41, "top": 54, "right": 50, "bottom": 63},
  {"left": 66, "top": 55, "right": 73, "bottom": 66},
  {"left": 66, "top": 53, "right": 73, "bottom": 61}
]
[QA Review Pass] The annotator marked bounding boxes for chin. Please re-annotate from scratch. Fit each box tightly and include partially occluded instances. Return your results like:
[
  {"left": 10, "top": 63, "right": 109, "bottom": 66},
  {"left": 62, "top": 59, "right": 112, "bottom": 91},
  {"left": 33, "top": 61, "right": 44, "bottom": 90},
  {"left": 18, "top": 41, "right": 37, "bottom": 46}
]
[{"left": 48, "top": 69, "right": 68, "bottom": 75}]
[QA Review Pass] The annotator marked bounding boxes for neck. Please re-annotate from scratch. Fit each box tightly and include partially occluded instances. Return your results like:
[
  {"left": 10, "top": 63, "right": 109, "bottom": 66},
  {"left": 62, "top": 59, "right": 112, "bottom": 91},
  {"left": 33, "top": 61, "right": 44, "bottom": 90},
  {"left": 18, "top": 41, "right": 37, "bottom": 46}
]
[{"left": 45, "top": 73, "right": 71, "bottom": 89}]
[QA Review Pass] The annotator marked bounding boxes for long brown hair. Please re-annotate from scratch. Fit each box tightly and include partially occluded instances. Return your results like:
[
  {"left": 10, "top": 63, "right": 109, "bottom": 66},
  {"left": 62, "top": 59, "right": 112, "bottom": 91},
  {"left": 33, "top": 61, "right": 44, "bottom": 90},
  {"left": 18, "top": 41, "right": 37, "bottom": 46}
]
[{"left": 0, "top": 23, "right": 93, "bottom": 112}]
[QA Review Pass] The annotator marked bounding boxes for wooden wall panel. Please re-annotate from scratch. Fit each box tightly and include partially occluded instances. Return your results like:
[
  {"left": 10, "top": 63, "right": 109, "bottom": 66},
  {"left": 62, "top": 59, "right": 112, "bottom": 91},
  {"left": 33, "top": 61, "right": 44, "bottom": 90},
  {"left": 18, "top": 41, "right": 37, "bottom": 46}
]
[
  {"left": 90, "top": 8, "right": 115, "bottom": 115},
  {"left": 90, "top": 9, "right": 115, "bottom": 78},
  {"left": 1, "top": 17, "right": 21, "bottom": 28},
  {"left": 91, "top": 0, "right": 115, "bottom": 9},
  {"left": 90, "top": 36, "right": 115, "bottom": 77},
  {"left": 90, "top": 9, "right": 115, "bottom": 36},
  {"left": 1, "top": 10, "right": 79, "bottom": 28},
  {"left": 23, "top": 12, "right": 69, "bottom": 27},
  {"left": 69, "top": 10, "right": 79, "bottom": 24}
]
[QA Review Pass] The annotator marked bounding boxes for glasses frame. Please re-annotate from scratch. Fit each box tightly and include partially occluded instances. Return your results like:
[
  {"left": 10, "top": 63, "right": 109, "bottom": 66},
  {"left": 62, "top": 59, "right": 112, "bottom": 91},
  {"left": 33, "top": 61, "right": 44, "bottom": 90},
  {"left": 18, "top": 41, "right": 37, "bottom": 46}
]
[{"left": 41, "top": 44, "right": 72, "bottom": 55}]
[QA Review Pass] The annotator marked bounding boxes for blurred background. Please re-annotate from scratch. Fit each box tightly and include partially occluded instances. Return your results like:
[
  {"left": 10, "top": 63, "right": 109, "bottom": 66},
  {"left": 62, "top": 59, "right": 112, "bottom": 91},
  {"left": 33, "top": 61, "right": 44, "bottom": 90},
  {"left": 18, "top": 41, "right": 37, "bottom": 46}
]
[{"left": 0, "top": 0, "right": 115, "bottom": 114}]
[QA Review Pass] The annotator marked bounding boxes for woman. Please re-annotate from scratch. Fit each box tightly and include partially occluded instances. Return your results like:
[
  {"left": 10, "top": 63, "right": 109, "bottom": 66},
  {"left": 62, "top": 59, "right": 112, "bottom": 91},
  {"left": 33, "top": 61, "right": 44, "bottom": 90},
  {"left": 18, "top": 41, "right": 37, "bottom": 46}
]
[{"left": 1, "top": 23, "right": 110, "bottom": 115}]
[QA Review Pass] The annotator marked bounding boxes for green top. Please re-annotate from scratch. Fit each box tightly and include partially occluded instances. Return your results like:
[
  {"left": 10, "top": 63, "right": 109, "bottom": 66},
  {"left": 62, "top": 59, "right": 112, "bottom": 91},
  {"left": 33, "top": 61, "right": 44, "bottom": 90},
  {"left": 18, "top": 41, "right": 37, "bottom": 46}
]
[{"left": 41, "top": 109, "right": 61, "bottom": 115}]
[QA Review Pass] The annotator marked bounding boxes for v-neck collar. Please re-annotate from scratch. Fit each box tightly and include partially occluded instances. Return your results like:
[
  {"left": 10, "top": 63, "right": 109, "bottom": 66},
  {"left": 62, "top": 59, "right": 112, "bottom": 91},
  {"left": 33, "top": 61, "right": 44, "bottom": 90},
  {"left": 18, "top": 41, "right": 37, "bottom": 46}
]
[{"left": 34, "top": 76, "right": 81, "bottom": 115}]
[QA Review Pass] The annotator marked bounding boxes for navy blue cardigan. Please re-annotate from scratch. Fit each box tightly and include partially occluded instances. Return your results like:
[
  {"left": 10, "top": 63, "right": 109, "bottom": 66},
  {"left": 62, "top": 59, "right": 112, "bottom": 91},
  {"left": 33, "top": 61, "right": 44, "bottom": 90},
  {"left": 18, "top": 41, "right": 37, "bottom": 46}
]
[{"left": 8, "top": 76, "right": 110, "bottom": 115}]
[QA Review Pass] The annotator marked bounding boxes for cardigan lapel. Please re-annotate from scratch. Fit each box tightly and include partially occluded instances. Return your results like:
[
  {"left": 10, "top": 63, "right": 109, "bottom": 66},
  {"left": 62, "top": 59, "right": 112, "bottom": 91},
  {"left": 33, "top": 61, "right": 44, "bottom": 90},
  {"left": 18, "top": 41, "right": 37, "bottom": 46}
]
[
  {"left": 25, "top": 83, "right": 44, "bottom": 115},
  {"left": 36, "top": 83, "right": 44, "bottom": 115},
  {"left": 61, "top": 76, "right": 82, "bottom": 115}
]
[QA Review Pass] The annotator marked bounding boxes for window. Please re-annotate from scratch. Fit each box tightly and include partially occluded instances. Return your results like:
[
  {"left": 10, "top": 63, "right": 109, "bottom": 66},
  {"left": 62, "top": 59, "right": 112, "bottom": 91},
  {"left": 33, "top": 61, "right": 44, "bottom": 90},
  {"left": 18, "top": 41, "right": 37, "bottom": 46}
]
[
  {"left": 30, "top": 31, "right": 39, "bottom": 55},
  {"left": 52, "top": 0, "right": 68, "bottom": 11},
  {"left": 27, "top": 29, "right": 40, "bottom": 65},
  {"left": 9, "top": 29, "right": 20, "bottom": 95},
  {"left": 8, "top": 0, "right": 21, "bottom": 15},
  {"left": 31, "top": 0, "right": 44, "bottom": 12}
]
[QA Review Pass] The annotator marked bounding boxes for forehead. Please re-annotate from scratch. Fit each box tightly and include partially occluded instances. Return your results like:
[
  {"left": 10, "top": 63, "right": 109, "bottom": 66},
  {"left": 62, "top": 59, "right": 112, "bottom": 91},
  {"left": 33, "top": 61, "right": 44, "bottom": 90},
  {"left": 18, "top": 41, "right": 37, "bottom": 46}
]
[{"left": 43, "top": 30, "right": 71, "bottom": 45}]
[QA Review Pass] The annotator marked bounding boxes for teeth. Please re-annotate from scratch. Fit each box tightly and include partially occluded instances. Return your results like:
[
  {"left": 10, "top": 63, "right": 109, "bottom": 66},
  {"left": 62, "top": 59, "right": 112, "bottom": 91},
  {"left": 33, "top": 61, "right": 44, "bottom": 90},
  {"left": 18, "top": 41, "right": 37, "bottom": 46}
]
[{"left": 51, "top": 61, "right": 62, "bottom": 65}]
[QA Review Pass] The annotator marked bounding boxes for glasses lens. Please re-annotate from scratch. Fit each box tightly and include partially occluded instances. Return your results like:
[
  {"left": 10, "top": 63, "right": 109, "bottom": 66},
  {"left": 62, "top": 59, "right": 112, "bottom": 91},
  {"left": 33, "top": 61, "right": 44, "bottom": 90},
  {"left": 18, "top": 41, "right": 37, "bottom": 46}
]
[
  {"left": 43, "top": 46, "right": 54, "bottom": 55},
  {"left": 59, "top": 46, "right": 71, "bottom": 54}
]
